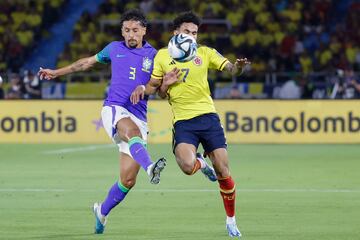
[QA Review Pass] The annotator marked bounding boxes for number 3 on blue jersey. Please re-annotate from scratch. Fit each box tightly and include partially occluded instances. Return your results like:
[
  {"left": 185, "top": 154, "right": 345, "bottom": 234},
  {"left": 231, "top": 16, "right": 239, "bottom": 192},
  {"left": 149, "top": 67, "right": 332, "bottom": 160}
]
[{"left": 129, "top": 67, "right": 136, "bottom": 80}]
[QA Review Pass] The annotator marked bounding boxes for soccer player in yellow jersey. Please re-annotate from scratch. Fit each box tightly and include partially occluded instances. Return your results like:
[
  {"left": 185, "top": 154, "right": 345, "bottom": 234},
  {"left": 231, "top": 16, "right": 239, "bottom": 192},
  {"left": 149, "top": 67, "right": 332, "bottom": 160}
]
[{"left": 131, "top": 11, "right": 250, "bottom": 238}]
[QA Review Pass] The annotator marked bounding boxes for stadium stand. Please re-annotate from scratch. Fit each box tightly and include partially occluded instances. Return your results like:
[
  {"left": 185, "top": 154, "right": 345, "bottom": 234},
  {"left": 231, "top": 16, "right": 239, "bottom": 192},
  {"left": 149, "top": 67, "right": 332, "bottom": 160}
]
[
  {"left": 0, "top": 0, "right": 359, "bottom": 99},
  {"left": 0, "top": 0, "right": 66, "bottom": 73}
]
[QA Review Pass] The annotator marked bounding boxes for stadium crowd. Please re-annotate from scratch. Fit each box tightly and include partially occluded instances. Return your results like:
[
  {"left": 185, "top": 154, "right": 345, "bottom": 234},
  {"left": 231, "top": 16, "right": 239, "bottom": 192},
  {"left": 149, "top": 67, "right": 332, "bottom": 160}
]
[
  {"left": 56, "top": 0, "right": 360, "bottom": 73},
  {"left": 0, "top": 0, "right": 66, "bottom": 73},
  {"left": 0, "top": 71, "right": 41, "bottom": 100},
  {"left": 0, "top": 0, "right": 359, "bottom": 99}
]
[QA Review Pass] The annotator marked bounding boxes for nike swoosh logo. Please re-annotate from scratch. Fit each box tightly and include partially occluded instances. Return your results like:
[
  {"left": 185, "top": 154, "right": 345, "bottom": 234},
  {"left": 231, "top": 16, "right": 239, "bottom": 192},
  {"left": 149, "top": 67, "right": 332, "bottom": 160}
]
[{"left": 116, "top": 54, "right": 126, "bottom": 58}]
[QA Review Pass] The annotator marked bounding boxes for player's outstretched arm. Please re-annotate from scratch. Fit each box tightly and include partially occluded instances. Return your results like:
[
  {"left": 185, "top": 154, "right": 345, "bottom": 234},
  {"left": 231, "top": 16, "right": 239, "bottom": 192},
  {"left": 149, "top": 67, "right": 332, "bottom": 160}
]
[
  {"left": 130, "top": 77, "right": 161, "bottom": 104},
  {"left": 224, "top": 58, "right": 251, "bottom": 75},
  {"left": 38, "top": 55, "right": 98, "bottom": 80},
  {"left": 158, "top": 68, "right": 181, "bottom": 99}
]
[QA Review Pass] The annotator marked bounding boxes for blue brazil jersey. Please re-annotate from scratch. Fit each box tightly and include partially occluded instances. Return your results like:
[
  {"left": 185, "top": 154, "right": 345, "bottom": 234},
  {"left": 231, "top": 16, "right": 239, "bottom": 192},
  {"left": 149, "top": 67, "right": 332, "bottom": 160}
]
[{"left": 96, "top": 41, "right": 157, "bottom": 121}]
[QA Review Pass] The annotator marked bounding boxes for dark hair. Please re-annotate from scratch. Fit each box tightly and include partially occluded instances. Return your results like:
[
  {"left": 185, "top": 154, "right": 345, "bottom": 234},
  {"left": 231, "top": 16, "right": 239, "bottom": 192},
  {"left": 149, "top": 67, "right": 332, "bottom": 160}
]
[
  {"left": 120, "top": 9, "right": 147, "bottom": 28},
  {"left": 173, "top": 11, "right": 201, "bottom": 30}
]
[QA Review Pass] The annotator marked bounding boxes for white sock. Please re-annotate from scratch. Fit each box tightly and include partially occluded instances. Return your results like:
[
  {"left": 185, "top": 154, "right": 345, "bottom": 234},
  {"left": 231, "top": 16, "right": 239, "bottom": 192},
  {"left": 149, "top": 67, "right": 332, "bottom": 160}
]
[
  {"left": 197, "top": 157, "right": 206, "bottom": 169},
  {"left": 146, "top": 163, "right": 153, "bottom": 176},
  {"left": 97, "top": 204, "right": 107, "bottom": 224},
  {"left": 226, "top": 216, "right": 236, "bottom": 224}
]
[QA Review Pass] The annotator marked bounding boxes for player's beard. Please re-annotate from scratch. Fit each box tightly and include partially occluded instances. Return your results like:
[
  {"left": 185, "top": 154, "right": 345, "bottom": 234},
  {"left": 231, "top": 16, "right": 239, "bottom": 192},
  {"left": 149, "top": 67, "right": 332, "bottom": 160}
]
[{"left": 128, "top": 39, "right": 138, "bottom": 48}]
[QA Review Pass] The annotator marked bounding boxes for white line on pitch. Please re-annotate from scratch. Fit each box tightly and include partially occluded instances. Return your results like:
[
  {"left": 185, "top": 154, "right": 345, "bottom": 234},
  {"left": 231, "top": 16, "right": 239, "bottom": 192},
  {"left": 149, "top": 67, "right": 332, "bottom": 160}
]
[
  {"left": 42, "top": 144, "right": 114, "bottom": 154},
  {"left": 1, "top": 188, "right": 359, "bottom": 193}
]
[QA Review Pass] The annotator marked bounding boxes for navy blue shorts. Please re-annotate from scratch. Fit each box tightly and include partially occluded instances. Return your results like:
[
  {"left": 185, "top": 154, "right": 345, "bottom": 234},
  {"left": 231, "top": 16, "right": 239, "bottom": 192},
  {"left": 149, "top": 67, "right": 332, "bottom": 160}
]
[{"left": 172, "top": 113, "right": 227, "bottom": 154}]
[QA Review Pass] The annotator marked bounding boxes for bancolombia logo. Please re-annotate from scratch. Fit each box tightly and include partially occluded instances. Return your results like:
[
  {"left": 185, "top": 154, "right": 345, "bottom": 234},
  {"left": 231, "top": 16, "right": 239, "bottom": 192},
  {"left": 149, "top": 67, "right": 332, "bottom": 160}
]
[
  {"left": 225, "top": 111, "right": 360, "bottom": 133},
  {"left": 0, "top": 110, "right": 76, "bottom": 133}
]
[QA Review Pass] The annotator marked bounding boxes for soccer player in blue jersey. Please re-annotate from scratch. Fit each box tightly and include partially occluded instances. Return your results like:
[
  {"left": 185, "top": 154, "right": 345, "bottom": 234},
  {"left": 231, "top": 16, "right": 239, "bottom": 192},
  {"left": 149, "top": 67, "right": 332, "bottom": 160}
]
[
  {"left": 131, "top": 11, "right": 250, "bottom": 238},
  {"left": 38, "top": 9, "right": 166, "bottom": 234}
]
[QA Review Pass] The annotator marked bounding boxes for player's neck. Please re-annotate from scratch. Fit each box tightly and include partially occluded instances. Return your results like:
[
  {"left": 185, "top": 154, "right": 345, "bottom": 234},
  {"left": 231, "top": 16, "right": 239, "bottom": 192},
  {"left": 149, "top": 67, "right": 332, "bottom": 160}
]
[
  {"left": 126, "top": 45, "right": 141, "bottom": 49},
  {"left": 125, "top": 41, "right": 145, "bottom": 49}
]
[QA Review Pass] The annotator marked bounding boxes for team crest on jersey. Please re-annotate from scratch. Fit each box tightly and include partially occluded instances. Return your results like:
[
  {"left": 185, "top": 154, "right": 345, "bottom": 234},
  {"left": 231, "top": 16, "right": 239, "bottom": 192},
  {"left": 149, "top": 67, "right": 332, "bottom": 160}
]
[
  {"left": 193, "top": 56, "right": 202, "bottom": 66},
  {"left": 142, "top": 57, "right": 152, "bottom": 73}
]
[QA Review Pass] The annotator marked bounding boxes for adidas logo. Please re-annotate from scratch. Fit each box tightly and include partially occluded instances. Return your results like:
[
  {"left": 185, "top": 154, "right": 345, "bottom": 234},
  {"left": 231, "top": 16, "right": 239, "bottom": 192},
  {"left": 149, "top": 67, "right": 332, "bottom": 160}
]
[{"left": 169, "top": 60, "right": 176, "bottom": 65}]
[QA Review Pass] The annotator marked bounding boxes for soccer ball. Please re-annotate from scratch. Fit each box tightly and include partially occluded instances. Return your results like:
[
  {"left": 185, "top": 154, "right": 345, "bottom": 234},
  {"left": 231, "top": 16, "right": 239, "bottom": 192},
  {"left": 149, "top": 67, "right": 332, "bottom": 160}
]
[{"left": 168, "top": 33, "right": 197, "bottom": 62}]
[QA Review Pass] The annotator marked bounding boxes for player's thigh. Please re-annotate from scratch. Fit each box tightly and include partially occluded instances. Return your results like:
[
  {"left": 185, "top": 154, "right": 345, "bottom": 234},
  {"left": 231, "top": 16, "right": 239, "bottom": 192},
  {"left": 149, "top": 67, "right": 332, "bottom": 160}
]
[
  {"left": 199, "top": 113, "right": 227, "bottom": 155},
  {"left": 207, "top": 148, "right": 230, "bottom": 178},
  {"left": 174, "top": 143, "right": 197, "bottom": 171},
  {"left": 102, "top": 106, "right": 148, "bottom": 155},
  {"left": 101, "top": 106, "right": 143, "bottom": 142},
  {"left": 172, "top": 119, "right": 200, "bottom": 154},
  {"left": 172, "top": 120, "right": 200, "bottom": 170},
  {"left": 101, "top": 106, "right": 117, "bottom": 139},
  {"left": 119, "top": 152, "right": 141, "bottom": 188},
  {"left": 116, "top": 117, "right": 141, "bottom": 141},
  {"left": 198, "top": 114, "right": 229, "bottom": 177}
]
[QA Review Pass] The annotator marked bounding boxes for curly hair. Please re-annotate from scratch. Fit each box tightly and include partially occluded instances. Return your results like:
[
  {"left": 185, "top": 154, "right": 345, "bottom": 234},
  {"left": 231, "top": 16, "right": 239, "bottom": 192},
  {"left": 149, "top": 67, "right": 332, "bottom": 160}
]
[
  {"left": 120, "top": 9, "right": 147, "bottom": 28},
  {"left": 173, "top": 11, "right": 201, "bottom": 30}
]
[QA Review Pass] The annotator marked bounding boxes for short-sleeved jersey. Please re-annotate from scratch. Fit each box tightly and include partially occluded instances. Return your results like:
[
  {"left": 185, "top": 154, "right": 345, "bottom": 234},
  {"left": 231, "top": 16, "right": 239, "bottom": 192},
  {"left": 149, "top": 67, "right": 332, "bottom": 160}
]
[
  {"left": 96, "top": 41, "right": 157, "bottom": 122},
  {"left": 151, "top": 45, "right": 229, "bottom": 123}
]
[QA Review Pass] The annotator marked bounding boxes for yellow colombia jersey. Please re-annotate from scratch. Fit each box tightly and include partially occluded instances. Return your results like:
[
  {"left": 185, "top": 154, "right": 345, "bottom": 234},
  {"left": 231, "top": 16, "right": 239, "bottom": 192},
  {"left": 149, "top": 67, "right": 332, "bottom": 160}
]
[{"left": 151, "top": 45, "right": 230, "bottom": 123}]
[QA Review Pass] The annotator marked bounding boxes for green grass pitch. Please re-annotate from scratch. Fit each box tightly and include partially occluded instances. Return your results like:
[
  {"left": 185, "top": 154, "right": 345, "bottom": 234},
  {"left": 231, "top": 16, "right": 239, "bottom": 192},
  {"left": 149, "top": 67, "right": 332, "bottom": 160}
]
[{"left": 0, "top": 144, "right": 359, "bottom": 240}]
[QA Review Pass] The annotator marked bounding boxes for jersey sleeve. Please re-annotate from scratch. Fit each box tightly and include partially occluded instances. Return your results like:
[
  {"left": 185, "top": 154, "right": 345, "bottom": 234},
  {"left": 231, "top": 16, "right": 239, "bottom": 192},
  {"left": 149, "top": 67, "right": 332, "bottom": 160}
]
[
  {"left": 95, "top": 42, "right": 112, "bottom": 64},
  {"left": 207, "top": 47, "right": 230, "bottom": 71},
  {"left": 150, "top": 50, "right": 165, "bottom": 80}
]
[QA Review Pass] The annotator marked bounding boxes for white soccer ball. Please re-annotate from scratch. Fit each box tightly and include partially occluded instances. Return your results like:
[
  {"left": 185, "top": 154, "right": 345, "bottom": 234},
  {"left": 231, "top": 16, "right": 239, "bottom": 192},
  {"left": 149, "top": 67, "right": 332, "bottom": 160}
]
[{"left": 168, "top": 33, "right": 197, "bottom": 62}]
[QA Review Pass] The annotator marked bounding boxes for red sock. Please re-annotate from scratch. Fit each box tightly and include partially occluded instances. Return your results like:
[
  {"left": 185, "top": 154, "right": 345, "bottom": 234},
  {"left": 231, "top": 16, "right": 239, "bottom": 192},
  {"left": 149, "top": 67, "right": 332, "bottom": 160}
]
[
  {"left": 190, "top": 159, "right": 201, "bottom": 175},
  {"left": 218, "top": 176, "right": 236, "bottom": 217}
]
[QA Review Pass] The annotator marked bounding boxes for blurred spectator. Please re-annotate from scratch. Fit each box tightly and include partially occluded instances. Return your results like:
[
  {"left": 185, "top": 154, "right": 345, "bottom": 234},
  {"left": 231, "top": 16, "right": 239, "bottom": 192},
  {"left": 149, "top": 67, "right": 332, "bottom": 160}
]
[
  {"left": 23, "top": 70, "right": 42, "bottom": 99},
  {"left": 229, "top": 84, "right": 241, "bottom": 99},
  {"left": 6, "top": 74, "right": 23, "bottom": 99},
  {"left": 340, "top": 69, "right": 360, "bottom": 99},
  {"left": 278, "top": 78, "right": 301, "bottom": 99},
  {"left": 329, "top": 69, "right": 360, "bottom": 99},
  {"left": 299, "top": 76, "right": 314, "bottom": 99},
  {"left": 349, "top": 78, "right": 360, "bottom": 98},
  {"left": 0, "top": 75, "right": 5, "bottom": 99},
  {"left": 299, "top": 51, "right": 313, "bottom": 74},
  {"left": 140, "top": 0, "right": 154, "bottom": 14}
]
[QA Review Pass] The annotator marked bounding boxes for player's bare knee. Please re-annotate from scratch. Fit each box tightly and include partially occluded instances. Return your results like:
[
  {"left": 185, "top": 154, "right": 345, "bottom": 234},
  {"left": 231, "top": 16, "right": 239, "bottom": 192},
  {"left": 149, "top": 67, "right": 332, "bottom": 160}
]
[
  {"left": 179, "top": 161, "right": 196, "bottom": 175},
  {"left": 120, "top": 178, "right": 136, "bottom": 189},
  {"left": 125, "top": 128, "right": 142, "bottom": 140}
]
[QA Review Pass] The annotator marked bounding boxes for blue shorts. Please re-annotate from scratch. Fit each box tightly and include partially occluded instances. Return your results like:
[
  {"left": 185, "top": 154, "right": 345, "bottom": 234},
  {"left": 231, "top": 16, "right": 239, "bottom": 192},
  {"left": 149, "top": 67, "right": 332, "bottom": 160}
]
[{"left": 172, "top": 113, "right": 227, "bottom": 154}]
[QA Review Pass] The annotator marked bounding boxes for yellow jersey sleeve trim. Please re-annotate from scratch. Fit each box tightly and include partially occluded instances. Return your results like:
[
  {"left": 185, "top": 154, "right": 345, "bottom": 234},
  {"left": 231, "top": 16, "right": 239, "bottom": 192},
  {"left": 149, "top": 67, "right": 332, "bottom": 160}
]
[
  {"left": 151, "top": 73, "right": 163, "bottom": 79},
  {"left": 219, "top": 59, "right": 229, "bottom": 71}
]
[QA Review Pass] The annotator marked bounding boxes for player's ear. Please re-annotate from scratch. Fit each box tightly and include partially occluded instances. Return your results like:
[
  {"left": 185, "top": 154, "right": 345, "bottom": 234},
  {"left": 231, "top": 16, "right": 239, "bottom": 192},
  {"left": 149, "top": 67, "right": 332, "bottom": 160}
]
[{"left": 174, "top": 30, "right": 179, "bottom": 35}]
